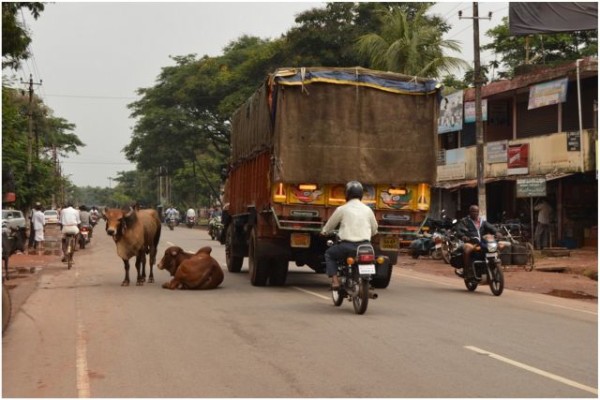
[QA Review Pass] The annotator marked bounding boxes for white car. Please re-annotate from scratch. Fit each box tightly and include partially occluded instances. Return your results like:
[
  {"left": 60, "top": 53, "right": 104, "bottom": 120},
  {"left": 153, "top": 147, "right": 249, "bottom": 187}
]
[
  {"left": 43, "top": 209, "right": 59, "bottom": 224},
  {"left": 1, "top": 209, "right": 26, "bottom": 231}
]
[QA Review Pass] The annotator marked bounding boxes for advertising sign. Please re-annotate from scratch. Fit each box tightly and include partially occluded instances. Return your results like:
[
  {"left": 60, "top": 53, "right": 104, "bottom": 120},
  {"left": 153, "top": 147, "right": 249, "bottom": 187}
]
[
  {"left": 507, "top": 144, "right": 529, "bottom": 175},
  {"left": 528, "top": 77, "right": 568, "bottom": 110},
  {"left": 437, "top": 91, "right": 463, "bottom": 134},
  {"left": 464, "top": 99, "right": 488, "bottom": 123}
]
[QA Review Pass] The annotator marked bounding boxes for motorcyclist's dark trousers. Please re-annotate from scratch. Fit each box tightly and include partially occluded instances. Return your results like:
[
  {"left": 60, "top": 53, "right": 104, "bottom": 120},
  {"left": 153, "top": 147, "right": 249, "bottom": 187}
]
[{"left": 324, "top": 240, "right": 369, "bottom": 277}]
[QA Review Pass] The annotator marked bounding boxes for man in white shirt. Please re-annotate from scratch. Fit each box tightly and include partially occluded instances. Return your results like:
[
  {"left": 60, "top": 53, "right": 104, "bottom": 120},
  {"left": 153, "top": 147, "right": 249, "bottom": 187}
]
[
  {"left": 321, "top": 181, "right": 378, "bottom": 289},
  {"left": 534, "top": 199, "right": 553, "bottom": 250},
  {"left": 59, "top": 201, "right": 81, "bottom": 262},
  {"left": 32, "top": 203, "right": 46, "bottom": 252}
]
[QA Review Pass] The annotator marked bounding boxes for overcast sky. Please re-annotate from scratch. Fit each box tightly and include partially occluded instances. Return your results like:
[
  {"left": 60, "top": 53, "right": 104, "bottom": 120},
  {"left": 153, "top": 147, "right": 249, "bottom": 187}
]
[{"left": 13, "top": 2, "right": 508, "bottom": 188}]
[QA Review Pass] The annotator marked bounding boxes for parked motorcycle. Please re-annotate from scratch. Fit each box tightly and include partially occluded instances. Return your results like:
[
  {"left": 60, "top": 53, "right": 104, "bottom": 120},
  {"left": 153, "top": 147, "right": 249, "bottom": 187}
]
[
  {"left": 439, "top": 215, "right": 460, "bottom": 264},
  {"left": 79, "top": 226, "right": 91, "bottom": 249},
  {"left": 409, "top": 216, "right": 452, "bottom": 260},
  {"left": 450, "top": 234, "right": 504, "bottom": 296},
  {"left": 186, "top": 216, "right": 196, "bottom": 228},
  {"left": 328, "top": 238, "right": 387, "bottom": 315}
]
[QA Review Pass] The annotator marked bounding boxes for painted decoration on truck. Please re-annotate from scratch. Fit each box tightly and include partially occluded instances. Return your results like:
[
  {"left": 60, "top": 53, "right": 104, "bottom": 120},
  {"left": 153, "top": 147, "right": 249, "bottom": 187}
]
[
  {"left": 327, "top": 184, "right": 346, "bottom": 206},
  {"left": 377, "top": 185, "right": 416, "bottom": 210},
  {"left": 288, "top": 184, "right": 325, "bottom": 205},
  {"left": 362, "top": 185, "right": 376, "bottom": 209}
]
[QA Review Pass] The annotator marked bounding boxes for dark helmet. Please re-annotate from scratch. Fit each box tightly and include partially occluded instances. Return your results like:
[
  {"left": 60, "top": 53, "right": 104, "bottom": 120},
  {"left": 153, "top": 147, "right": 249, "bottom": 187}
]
[{"left": 345, "top": 181, "right": 364, "bottom": 201}]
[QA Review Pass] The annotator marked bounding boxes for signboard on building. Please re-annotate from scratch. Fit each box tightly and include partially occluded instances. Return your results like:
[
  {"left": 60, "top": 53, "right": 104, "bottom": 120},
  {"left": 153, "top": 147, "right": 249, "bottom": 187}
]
[
  {"left": 516, "top": 177, "right": 547, "bottom": 198},
  {"left": 528, "top": 77, "right": 568, "bottom": 110},
  {"left": 437, "top": 163, "right": 466, "bottom": 181},
  {"left": 464, "top": 99, "right": 488, "bottom": 123},
  {"left": 437, "top": 91, "right": 463, "bottom": 134},
  {"left": 567, "top": 131, "right": 581, "bottom": 151},
  {"left": 508, "top": 143, "right": 529, "bottom": 175},
  {"left": 487, "top": 140, "right": 508, "bottom": 163}
]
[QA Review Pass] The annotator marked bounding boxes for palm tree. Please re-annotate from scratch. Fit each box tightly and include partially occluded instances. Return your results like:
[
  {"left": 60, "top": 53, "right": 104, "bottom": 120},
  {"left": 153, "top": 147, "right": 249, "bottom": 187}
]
[{"left": 356, "top": 4, "right": 469, "bottom": 78}]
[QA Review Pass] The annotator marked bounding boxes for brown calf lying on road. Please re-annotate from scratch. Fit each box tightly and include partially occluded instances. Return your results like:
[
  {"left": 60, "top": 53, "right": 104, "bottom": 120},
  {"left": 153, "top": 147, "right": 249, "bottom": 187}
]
[{"left": 157, "top": 246, "right": 224, "bottom": 290}]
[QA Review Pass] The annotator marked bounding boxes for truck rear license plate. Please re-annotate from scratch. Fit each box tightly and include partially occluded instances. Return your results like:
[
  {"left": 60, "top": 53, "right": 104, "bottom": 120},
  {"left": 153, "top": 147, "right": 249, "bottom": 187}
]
[
  {"left": 290, "top": 233, "right": 310, "bottom": 248},
  {"left": 380, "top": 235, "right": 398, "bottom": 251}
]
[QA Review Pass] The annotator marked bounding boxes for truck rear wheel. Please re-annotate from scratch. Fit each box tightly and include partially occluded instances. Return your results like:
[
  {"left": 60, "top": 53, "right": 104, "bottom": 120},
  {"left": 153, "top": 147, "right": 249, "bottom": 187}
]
[
  {"left": 225, "top": 224, "right": 243, "bottom": 273},
  {"left": 249, "top": 229, "right": 269, "bottom": 286}
]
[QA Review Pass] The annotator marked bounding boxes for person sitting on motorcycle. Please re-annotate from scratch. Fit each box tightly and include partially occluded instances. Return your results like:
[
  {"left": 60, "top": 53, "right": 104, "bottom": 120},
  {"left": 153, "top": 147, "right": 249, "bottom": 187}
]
[
  {"left": 164, "top": 206, "right": 176, "bottom": 223},
  {"left": 456, "top": 204, "right": 499, "bottom": 280},
  {"left": 79, "top": 205, "right": 91, "bottom": 230},
  {"left": 186, "top": 207, "right": 196, "bottom": 222},
  {"left": 89, "top": 206, "right": 100, "bottom": 227},
  {"left": 320, "top": 181, "right": 378, "bottom": 290}
]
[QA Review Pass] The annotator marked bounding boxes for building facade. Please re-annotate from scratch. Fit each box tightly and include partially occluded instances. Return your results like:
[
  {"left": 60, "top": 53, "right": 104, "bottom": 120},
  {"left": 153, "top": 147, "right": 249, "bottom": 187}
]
[{"left": 433, "top": 57, "right": 597, "bottom": 248}]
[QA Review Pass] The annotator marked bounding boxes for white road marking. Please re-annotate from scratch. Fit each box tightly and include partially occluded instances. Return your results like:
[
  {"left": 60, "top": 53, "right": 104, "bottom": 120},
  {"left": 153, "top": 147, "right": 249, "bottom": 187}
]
[
  {"left": 401, "top": 273, "right": 457, "bottom": 287},
  {"left": 465, "top": 346, "right": 598, "bottom": 395},
  {"left": 533, "top": 301, "right": 598, "bottom": 316},
  {"left": 75, "top": 267, "right": 90, "bottom": 398},
  {"left": 292, "top": 286, "right": 330, "bottom": 300}
]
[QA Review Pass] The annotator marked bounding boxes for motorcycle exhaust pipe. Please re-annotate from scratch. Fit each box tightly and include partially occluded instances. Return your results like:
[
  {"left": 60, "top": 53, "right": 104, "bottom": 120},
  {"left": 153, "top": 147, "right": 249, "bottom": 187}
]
[{"left": 369, "top": 292, "right": 378, "bottom": 299}]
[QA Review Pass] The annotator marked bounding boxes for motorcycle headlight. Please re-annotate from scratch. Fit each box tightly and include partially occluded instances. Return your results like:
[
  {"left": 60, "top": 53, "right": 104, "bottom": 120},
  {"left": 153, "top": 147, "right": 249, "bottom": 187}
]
[{"left": 487, "top": 242, "right": 498, "bottom": 252}]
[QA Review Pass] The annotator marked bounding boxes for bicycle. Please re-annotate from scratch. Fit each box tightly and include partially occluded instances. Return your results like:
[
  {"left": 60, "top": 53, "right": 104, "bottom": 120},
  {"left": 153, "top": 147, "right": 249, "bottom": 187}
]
[{"left": 64, "top": 233, "right": 77, "bottom": 270}]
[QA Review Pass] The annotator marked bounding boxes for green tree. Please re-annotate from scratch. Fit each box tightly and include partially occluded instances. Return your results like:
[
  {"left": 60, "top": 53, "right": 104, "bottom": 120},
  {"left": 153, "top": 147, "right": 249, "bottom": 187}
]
[
  {"left": 483, "top": 16, "right": 598, "bottom": 79},
  {"left": 355, "top": 3, "right": 468, "bottom": 77},
  {"left": 2, "top": 2, "right": 45, "bottom": 70}
]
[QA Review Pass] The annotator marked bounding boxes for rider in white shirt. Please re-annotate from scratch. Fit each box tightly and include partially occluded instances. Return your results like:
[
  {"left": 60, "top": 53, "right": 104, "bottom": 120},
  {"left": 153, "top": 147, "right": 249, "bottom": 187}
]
[
  {"left": 321, "top": 181, "right": 378, "bottom": 289},
  {"left": 60, "top": 201, "right": 81, "bottom": 262}
]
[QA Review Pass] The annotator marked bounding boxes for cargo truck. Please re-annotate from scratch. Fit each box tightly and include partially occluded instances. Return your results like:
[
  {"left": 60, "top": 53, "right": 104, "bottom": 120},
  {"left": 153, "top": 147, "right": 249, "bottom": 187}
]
[{"left": 222, "top": 67, "right": 440, "bottom": 287}]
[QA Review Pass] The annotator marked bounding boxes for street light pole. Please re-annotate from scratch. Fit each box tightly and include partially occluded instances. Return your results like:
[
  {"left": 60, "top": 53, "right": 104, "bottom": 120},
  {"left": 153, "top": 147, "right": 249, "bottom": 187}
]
[{"left": 460, "top": 2, "right": 492, "bottom": 219}]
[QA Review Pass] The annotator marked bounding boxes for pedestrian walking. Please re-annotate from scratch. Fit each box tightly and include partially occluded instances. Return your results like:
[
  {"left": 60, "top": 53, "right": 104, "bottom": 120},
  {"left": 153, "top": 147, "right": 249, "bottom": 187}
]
[
  {"left": 534, "top": 198, "right": 553, "bottom": 250},
  {"left": 32, "top": 203, "right": 46, "bottom": 252}
]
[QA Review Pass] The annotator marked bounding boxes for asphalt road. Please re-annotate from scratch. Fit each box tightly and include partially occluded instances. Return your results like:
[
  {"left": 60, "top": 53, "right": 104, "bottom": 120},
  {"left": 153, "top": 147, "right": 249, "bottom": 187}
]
[{"left": 3, "top": 221, "right": 598, "bottom": 397}]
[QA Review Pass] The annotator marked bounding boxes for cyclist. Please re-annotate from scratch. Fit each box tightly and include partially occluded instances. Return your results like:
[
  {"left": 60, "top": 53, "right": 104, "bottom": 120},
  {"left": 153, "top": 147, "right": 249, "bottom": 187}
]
[{"left": 59, "top": 200, "right": 81, "bottom": 262}]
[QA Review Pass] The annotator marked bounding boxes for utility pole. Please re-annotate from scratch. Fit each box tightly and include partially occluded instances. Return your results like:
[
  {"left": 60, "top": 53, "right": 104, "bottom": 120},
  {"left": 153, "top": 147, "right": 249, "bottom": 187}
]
[
  {"left": 21, "top": 74, "right": 43, "bottom": 174},
  {"left": 459, "top": 3, "right": 492, "bottom": 219}
]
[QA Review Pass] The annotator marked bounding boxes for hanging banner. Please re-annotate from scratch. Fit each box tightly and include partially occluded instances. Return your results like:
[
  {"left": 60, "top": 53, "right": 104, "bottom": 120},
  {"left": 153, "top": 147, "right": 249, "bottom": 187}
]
[
  {"left": 528, "top": 77, "right": 568, "bottom": 110},
  {"left": 437, "top": 91, "right": 463, "bottom": 134},
  {"left": 508, "top": 144, "right": 529, "bottom": 175},
  {"left": 464, "top": 99, "right": 488, "bottom": 123}
]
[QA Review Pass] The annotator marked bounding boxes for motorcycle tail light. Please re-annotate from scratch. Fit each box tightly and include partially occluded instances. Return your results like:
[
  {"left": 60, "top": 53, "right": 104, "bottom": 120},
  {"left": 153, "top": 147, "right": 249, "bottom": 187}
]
[
  {"left": 346, "top": 257, "right": 355, "bottom": 265},
  {"left": 358, "top": 254, "right": 374, "bottom": 263},
  {"left": 434, "top": 236, "right": 442, "bottom": 244}
]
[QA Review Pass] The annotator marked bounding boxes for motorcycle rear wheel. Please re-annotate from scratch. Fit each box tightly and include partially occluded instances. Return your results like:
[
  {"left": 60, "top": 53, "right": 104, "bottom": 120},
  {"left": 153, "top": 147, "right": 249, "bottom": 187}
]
[
  {"left": 489, "top": 261, "right": 504, "bottom": 296},
  {"left": 352, "top": 279, "right": 370, "bottom": 315}
]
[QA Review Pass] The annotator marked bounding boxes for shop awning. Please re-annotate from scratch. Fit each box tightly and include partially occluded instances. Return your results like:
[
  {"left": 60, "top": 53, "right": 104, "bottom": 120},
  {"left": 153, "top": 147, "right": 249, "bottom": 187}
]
[{"left": 434, "top": 172, "right": 577, "bottom": 190}]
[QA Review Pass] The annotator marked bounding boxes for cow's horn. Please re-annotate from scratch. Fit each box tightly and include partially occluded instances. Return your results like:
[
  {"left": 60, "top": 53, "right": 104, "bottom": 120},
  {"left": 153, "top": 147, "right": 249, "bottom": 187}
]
[{"left": 124, "top": 207, "right": 134, "bottom": 218}]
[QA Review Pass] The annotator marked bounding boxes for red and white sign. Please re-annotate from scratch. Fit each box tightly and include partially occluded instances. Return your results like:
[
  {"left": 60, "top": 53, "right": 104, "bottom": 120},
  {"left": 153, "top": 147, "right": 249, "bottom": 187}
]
[{"left": 507, "top": 144, "right": 529, "bottom": 175}]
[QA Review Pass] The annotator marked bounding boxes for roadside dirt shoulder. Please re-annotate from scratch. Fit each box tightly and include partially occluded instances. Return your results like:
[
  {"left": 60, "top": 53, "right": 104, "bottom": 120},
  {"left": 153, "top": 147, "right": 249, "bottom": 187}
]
[{"left": 397, "top": 247, "right": 598, "bottom": 303}]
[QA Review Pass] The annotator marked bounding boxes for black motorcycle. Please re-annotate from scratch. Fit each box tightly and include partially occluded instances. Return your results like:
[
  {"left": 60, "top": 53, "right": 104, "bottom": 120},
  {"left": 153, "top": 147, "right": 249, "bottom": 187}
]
[
  {"left": 450, "top": 235, "right": 504, "bottom": 296},
  {"left": 328, "top": 239, "right": 386, "bottom": 315}
]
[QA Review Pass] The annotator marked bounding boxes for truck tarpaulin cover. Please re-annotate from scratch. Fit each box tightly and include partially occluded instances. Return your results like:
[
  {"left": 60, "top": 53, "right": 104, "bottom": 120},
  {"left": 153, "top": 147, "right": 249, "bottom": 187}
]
[
  {"left": 509, "top": 2, "right": 598, "bottom": 36},
  {"left": 231, "top": 67, "right": 440, "bottom": 185}
]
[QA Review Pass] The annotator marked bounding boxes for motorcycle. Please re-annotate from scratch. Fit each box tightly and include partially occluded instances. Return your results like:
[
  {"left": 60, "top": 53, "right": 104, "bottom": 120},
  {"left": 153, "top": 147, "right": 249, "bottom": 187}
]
[
  {"left": 79, "top": 226, "right": 91, "bottom": 249},
  {"left": 439, "top": 217, "right": 461, "bottom": 264},
  {"left": 208, "top": 216, "right": 223, "bottom": 240},
  {"left": 167, "top": 217, "right": 177, "bottom": 231},
  {"left": 409, "top": 216, "right": 450, "bottom": 260},
  {"left": 328, "top": 238, "right": 387, "bottom": 315},
  {"left": 450, "top": 234, "right": 504, "bottom": 296},
  {"left": 186, "top": 216, "right": 196, "bottom": 228}
]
